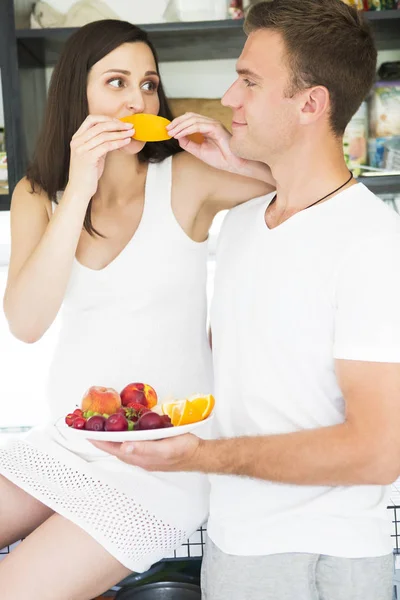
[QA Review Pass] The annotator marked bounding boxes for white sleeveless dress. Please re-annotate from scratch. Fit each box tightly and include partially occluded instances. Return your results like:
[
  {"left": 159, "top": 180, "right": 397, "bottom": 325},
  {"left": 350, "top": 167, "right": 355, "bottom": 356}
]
[{"left": 0, "top": 157, "right": 213, "bottom": 572}]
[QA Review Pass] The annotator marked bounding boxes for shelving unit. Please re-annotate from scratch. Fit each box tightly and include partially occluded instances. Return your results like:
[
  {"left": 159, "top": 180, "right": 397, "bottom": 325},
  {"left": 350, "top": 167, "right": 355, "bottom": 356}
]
[{"left": 0, "top": 1, "right": 399, "bottom": 209}]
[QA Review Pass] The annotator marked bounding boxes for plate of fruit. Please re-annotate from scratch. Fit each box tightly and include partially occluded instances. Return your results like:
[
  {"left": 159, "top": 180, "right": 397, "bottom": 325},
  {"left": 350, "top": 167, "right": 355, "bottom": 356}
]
[{"left": 57, "top": 382, "right": 215, "bottom": 441}]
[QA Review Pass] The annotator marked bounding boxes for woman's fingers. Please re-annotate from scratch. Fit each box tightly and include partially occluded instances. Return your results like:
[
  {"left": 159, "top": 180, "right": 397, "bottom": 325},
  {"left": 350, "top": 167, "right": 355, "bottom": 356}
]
[
  {"left": 91, "top": 137, "right": 132, "bottom": 159},
  {"left": 72, "top": 120, "right": 133, "bottom": 145},
  {"left": 167, "top": 112, "right": 208, "bottom": 129},
  {"left": 76, "top": 129, "right": 134, "bottom": 154},
  {"left": 177, "top": 137, "right": 202, "bottom": 155},
  {"left": 167, "top": 113, "right": 215, "bottom": 135},
  {"left": 72, "top": 114, "right": 122, "bottom": 138},
  {"left": 170, "top": 121, "right": 225, "bottom": 141},
  {"left": 171, "top": 123, "right": 214, "bottom": 140}
]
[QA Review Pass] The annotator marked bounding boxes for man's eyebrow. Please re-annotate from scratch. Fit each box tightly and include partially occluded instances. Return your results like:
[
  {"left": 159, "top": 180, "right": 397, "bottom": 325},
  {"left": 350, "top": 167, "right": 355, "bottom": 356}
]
[
  {"left": 102, "top": 69, "right": 159, "bottom": 77},
  {"left": 236, "top": 68, "right": 262, "bottom": 81}
]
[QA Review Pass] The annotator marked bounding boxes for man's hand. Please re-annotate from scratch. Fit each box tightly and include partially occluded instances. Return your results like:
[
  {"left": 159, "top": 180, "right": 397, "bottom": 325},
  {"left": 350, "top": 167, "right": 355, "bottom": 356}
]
[{"left": 91, "top": 433, "right": 203, "bottom": 472}]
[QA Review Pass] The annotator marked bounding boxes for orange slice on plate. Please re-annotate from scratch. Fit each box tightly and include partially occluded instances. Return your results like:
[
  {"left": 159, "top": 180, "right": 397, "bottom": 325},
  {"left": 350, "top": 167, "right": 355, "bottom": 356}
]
[
  {"left": 171, "top": 399, "right": 203, "bottom": 427},
  {"left": 160, "top": 400, "right": 184, "bottom": 419},
  {"left": 119, "top": 114, "right": 205, "bottom": 144},
  {"left": 188, "top": 394, "right": 215, "bottom": 420}
]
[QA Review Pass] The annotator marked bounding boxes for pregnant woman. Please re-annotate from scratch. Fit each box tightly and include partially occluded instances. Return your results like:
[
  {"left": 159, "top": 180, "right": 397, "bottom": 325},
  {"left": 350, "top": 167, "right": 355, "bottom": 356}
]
[{"left": 0, "top": 19, "right": 274, "bottom": 600}]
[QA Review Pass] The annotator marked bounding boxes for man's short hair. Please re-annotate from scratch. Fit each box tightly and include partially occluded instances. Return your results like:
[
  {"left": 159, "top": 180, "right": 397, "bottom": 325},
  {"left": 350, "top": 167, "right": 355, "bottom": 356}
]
[{"left": 245, "top": 0, "right": 377, "bottom": 135}]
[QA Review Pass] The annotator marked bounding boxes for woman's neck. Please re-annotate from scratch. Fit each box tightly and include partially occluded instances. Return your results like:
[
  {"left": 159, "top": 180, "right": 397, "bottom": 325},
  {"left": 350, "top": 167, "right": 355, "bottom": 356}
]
[{"left": 94, "top": 151, "right": 147, "bottom": 208}]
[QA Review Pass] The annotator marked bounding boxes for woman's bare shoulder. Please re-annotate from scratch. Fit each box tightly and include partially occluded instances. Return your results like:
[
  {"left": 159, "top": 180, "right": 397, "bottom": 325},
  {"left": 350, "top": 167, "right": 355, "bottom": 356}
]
[
  {"left": 12, "top": 177, "right": 52, "bottom": 220},
  {"left": 172, "top": 150, "right": 206, "bottom": 171},
  {"left": 172, "top": 151, "right": 212, "bottom": 193}
]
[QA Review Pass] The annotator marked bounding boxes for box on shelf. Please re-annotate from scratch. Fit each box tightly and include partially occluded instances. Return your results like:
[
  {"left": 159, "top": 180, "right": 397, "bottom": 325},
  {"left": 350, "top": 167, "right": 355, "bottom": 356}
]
[
  {"left": 0, "top": 152, "right": 8, "bottom": 195},
  {"left": 174, "top": 0, "right": 228, "bottom": 21},
  {"left": 366, "top": 0, "right": 399, "bottom": 8},
  {"left": 370, "top": 82, "right": 400, "bottom": 139},
  {"left": 343, "top": 101, "right": 369, "bottom": 169},
  {"left": 341, "top": 0, "right": 399, "bottom": 8}
]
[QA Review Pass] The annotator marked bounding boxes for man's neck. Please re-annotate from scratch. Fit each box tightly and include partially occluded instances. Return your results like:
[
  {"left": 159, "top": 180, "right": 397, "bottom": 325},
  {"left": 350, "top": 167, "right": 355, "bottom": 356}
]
[{"left": 268, "top": 136, "right": 354, "bottom": 214}]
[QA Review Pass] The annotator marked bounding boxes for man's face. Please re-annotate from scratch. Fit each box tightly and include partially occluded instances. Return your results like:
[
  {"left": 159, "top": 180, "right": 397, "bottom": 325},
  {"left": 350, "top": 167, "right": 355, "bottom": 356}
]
[{"left": 222, "top": 30, "right": 301, "bottom": 163}]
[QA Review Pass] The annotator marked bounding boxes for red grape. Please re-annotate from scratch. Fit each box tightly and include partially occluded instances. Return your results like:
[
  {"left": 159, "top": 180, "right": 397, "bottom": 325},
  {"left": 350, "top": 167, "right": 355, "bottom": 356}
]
[
  {"left": 160, "top": 415, "right": 173, "bottom": 428},
  {"left": 85, "top": 415, "right": 106, "bottom": 431},
  {"left": 72, "top": 417, "right": 86, "bottom": 429},
  {"left": 65, "top": 413, "right": 76, "bottom": 427},
  {"left": 135, "top": 412, "right": 164, "bottom": 431},
  {"left": 105, "top": 413, "right": 129, "bottom": 432}
]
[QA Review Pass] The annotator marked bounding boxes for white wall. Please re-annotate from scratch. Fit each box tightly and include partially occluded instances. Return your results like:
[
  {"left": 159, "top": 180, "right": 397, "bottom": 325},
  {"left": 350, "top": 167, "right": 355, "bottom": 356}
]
[
  {"left": 45, "top": 58, "right": 237, "bottom": 99},
  {"left": 44, "top": 48, "right": 400, "bottom": 100}
]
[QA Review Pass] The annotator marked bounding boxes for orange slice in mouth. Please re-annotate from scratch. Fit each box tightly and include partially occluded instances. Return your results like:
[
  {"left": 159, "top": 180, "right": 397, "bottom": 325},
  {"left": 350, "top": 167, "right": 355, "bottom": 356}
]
[
  {"left": 120, "top": 114, "right": 171, "bottom": 142},
  {"left": 119, "top": 114, "right": 205, "bottom": 144}
]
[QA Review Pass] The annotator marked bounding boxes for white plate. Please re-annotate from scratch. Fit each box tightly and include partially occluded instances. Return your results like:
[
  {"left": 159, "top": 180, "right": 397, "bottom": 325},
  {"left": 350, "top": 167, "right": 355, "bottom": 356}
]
[{"left": 55, "top": 415, "right": 213, "bottom": 442}]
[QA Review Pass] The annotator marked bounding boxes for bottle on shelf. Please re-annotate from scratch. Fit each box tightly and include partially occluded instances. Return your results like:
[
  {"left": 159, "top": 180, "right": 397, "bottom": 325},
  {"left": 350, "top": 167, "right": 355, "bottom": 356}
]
[{"left": 0, "top": 128, "right": 8, "bottom": 195}]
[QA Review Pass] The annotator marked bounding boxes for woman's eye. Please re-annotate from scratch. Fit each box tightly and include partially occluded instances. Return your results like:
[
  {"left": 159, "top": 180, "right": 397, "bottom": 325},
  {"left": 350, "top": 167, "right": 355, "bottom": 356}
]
[
  {"left": 108, "top": 78, "right": 125, "bottom": 89},
  {"left": 142, "top": 80, "right": 158, "bottom": 92}
]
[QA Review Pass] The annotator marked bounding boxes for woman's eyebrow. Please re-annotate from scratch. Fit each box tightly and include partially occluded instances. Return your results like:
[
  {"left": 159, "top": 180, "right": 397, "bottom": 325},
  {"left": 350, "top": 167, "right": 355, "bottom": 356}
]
[{"left": 102, "top": 69, "right": 159, "bottom": 77}]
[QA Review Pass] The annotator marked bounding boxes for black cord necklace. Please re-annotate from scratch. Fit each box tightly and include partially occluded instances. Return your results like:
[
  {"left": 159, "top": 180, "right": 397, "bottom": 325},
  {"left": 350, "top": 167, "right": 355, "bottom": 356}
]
[{"left": 270, "top": 171, "right": 354, "bottom": 211}]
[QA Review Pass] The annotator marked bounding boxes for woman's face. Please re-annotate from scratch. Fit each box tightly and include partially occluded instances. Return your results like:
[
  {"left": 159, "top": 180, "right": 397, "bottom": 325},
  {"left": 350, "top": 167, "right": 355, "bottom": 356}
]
[{"left": 87, "top": 42, "right": 161, "bottom": 155}]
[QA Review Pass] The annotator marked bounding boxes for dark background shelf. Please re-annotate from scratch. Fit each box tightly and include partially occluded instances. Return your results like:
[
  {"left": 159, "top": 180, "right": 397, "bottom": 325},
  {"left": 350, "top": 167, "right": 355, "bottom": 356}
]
[
  {"left": 358, "top": 175, "right": 400, "bottom": 194},
  {"left": 16, "top": 20, "right": 245, "bottom": 66},
  {"left": 0, "top": 195, "right": 11, "bottom": 210},
  {"left": 14, "top": 10, "right": 400, "bottom": 66},
  {"left": 1, "top": 1, "right": 400, "bottom": 210},
  {"left": 16, "top": 21, "right": 245, "bottom": 67}
]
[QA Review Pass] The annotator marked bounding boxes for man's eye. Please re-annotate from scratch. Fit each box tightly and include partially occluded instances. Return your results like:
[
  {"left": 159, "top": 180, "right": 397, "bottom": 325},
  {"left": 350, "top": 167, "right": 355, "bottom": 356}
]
[{"left": 244, "top": 79, "right": 255, "bottom": 88}]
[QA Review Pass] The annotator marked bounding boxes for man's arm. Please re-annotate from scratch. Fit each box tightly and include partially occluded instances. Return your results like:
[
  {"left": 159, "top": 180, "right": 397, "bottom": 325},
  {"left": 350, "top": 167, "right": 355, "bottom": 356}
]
[
  {"left": 193, "top": 360, "right": 400, "bottom": 486},
  {"left": 92, "top": 359, "right": 400, "bottom": 486}
]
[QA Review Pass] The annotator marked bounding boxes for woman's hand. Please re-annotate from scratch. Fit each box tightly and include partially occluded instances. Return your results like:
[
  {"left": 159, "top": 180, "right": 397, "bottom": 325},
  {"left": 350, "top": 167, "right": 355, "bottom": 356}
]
[
  {"left": 68, "top": 115, "right": 134, "bottom": 199},
  {"left": 167, "top": 112, "right": 248, "bottom": 175}
]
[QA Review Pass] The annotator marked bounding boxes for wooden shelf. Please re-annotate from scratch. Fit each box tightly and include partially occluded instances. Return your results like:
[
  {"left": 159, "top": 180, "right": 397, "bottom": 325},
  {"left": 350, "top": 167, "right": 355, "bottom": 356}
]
[{"left": 14, "top": 10, "right": 400, "bottom": 66}]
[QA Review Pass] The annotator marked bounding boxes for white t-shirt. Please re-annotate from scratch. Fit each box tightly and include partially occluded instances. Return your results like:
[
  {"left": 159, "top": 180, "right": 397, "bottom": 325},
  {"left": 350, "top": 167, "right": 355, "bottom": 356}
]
[{"left": 209, "top": 183, "right": 400, "bottom": 558}]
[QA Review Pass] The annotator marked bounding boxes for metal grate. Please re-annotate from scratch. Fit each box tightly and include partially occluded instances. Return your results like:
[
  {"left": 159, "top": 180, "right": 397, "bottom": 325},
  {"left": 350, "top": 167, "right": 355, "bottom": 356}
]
[{"left": 165, "top": 525, "right": 207, "bottom": 560}]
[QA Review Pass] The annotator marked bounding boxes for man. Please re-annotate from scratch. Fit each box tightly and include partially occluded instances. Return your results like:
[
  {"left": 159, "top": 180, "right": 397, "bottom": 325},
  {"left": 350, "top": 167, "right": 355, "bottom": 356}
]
[{"left": 94, "top": 1, "right": 400, "bottom": 598}]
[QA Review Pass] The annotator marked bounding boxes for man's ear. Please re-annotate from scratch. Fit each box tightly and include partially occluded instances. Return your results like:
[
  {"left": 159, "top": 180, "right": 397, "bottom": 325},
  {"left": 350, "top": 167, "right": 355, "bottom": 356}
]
[{"left": 299, "top": 86, "right": 330, "bottom": 125}]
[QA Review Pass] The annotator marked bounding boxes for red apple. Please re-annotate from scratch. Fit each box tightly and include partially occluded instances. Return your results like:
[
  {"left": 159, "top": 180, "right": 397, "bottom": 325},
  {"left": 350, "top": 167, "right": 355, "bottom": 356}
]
[{"left": 120, "top": 383, "right": 157, "bottom": 409}]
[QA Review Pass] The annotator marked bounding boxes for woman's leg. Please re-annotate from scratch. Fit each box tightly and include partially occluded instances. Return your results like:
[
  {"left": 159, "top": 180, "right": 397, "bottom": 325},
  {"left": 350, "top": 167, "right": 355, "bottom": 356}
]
[
  {"left": 0, "top": 513, "right": 132, "bottom": 600},
  {"left": 0, "top": 474, "right": 54, "bottom": 548}
]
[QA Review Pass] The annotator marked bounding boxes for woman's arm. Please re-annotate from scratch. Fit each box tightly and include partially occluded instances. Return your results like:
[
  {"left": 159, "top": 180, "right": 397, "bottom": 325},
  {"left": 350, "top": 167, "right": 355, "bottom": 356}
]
[
  {"left": 168, "top": 112, "right": 275, "bottom": 208},
  {"left": 173, "top": 151, "right": 272, "bottom": 222},
  {"left": 4, "top": 180, "right": 91, "bottom": 343},
  {"left": 4, "top": 115, "right": 134, "bottom": 343}
]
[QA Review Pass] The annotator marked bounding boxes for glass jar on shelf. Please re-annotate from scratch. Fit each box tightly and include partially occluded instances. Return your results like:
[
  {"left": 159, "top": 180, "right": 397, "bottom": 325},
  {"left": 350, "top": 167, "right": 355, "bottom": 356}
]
[{"left": 0, "top": 128, "right": 8, "bottom": 195}]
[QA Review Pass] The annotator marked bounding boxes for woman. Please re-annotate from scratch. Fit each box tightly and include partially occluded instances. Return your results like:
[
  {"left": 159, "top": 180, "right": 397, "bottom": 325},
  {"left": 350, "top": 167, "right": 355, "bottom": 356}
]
[{"left": 0, "top": 19, "right": 273, "bottom": 600}]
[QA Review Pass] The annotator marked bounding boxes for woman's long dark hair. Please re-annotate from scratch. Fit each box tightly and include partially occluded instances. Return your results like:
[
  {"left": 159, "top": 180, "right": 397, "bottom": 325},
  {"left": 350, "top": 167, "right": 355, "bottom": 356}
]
[{"left": 26, "top": 20, "right": 182, "bottom": 235}]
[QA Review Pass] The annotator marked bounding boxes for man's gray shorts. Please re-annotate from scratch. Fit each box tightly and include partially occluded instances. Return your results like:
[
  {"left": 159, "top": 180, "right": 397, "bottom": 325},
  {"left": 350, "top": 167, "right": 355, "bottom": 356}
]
[{"left": 201, "top": 536, "right": 394, "bottom": 600}]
